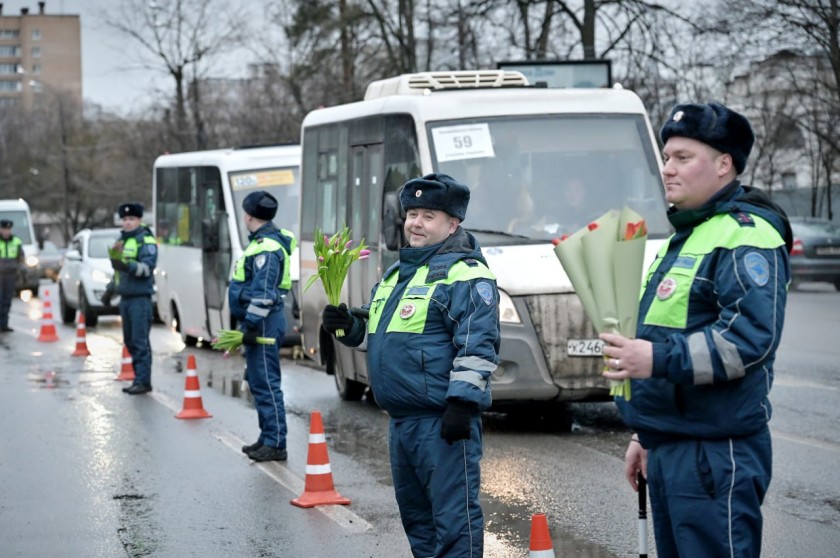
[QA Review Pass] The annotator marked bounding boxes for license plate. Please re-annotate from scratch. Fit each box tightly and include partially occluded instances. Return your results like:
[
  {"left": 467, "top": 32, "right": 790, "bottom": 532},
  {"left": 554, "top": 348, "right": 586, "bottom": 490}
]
[
  {"left": 816, "top": 246, "right": 840, "bottom": 256},
  {"left": 567, "top": 339, "right": 604, "bottom": 356}
]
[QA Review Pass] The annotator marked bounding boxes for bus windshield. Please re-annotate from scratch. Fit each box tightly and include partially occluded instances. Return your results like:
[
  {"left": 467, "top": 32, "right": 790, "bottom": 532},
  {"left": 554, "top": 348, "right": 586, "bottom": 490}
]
[
  {"left": 229, "top": 166, "right": 300, "bottom": 249},
  {"left": 428, "top": 114, "right": 670, "bottom": 242},
  {"left": 0, "top": 210, "right": 33, "bottom": 243}
]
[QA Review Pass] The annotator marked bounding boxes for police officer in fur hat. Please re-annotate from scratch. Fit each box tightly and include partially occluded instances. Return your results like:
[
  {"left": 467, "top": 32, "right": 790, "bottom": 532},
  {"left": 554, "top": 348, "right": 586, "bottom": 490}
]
[
  {"left": 322, "top": 173, "right": 500, "bottom": 557},
  {"left": 104, "top": 202, "right": 158, "bottom": 394},
  {"left": 599, "top": 103, "right": 792, "bottom": 557},
  {"left": 0, "top": 219, "right": 25, "bottom": 332},
  {"left": 230, "top": 190, "right": 297, "bottom": 462}
]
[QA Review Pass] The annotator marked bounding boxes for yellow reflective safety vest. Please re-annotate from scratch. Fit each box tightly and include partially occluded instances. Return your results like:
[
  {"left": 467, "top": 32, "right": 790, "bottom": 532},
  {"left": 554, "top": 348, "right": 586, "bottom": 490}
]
[
  {"left": 0, "top": 236, "right": 22, "bottom": 260},
  {"left": 232, "top": 228, "right": 295, "bottom": 291}
]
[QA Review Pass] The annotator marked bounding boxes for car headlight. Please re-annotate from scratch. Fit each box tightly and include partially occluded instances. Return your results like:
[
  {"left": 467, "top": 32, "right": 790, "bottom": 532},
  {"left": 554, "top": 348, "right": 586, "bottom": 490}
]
[
  {"left": 91, "top": 269, "right": 111, "bottom": 284},
  {"left": 498, "top": 289, "right": 521, "bottom": 324},
  {"left": 26, "top": 255, "right": 39, "bottom": 267}
]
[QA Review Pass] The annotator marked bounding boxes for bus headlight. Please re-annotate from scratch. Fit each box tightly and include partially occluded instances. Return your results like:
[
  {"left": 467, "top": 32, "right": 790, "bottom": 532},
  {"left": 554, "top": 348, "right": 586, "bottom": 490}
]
[
  {"left": 26, "top": 255, "right": 39, "bottom": 267},
  {"left": 498, "top": 289, "right": 521, "bottom": 324}
]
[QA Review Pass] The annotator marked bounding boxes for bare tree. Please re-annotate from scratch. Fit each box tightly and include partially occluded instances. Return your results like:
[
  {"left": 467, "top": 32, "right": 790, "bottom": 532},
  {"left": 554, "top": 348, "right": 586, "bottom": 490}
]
[{"left": 104, "top": 0, "right": 248, "bottom": 152}]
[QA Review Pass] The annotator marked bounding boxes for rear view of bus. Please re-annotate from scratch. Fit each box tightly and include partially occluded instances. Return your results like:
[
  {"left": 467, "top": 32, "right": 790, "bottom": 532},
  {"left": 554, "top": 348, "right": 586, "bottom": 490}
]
[
  {"left": 299, "top": 69, "right": 669, "bottom": 407},
  {"left": 152, "top": 144, "right": 301, "bottom": 347}
]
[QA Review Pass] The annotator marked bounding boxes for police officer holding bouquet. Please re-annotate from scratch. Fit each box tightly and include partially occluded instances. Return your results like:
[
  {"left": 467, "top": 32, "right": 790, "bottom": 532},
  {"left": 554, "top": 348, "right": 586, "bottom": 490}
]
[
  {"left": 0, "top": 219, "right": 25, "bottom": 332},
  {"left": 601, "top": 103, "right": 792, "bottom": 557},
  {"left": 230, "top": 190, "right": 296, "bottom": 463},
  {"left": 323, "top": 173, "right": 500, "bottom": 557},
  {"left": 103, "top": 202, "right": 158, "bottom": 395}
]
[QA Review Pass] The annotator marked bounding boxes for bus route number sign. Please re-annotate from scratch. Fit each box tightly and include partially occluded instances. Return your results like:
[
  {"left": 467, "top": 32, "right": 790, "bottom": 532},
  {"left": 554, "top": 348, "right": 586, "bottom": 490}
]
[{"left": 431, "top": 124, "right": 496, "bottom": 162}]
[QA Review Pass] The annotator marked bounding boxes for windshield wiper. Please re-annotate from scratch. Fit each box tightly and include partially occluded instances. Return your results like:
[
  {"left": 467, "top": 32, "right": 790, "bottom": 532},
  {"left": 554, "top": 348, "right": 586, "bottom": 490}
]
[{"left": 465, "top": 228, "right": 532, "bottom": 240}]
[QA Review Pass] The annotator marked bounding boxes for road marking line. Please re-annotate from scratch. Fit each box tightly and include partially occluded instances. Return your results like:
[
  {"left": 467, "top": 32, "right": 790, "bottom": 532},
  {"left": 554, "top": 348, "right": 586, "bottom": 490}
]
[
  {"left": 773, "top": 430, "right": 840, "bottom": 453},
  {"left": 150, "top": 391, "right": 371, "bottom": 533}
]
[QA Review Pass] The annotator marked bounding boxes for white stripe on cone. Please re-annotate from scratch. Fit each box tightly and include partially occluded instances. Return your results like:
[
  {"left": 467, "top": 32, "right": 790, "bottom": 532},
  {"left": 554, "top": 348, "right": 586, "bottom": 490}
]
[
  {"left": 309, "top": 433, "right": 326, "bottom": 443},
  {"left": 529, "top": 550, "right": 555, "bottom": 558},
  {"left": 305, "top": 464, "right": 333, "bottom": 475},
  {"left": 184, "top": 390, "right": 202, "bottom": 398}
]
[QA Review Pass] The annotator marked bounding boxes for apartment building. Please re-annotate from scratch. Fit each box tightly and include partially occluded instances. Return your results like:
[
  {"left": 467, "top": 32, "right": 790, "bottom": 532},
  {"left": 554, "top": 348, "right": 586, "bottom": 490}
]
[{"left": 0, "top": 2, "right": 81, "bottom": 111}]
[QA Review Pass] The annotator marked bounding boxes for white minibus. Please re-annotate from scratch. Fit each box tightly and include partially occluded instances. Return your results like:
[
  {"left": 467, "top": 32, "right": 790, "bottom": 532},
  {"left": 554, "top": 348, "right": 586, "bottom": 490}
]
[
  {"left": 152, "top": 144, "right": 301, "bottom": 346},
  {"left": 299, "top": 70, "right": 669, "bottom": 406}
]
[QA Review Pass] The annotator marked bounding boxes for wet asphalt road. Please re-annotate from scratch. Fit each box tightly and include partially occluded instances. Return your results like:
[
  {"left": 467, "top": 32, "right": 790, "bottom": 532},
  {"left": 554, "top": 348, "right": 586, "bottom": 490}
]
[{"left": 1, "top": 283, "right": 839, "bottom": 557}]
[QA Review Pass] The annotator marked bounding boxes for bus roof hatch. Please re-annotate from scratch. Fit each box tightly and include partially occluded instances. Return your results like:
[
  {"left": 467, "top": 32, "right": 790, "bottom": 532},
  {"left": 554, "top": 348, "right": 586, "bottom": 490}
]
[{"left": 364, "top": 70, "right": 529, "bottom": 100}]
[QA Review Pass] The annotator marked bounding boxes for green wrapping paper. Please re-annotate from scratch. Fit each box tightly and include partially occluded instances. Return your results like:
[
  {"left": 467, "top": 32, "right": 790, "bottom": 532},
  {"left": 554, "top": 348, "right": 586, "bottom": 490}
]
[{"left": 554, "top": 206, "right": 648, "bottom": 400}]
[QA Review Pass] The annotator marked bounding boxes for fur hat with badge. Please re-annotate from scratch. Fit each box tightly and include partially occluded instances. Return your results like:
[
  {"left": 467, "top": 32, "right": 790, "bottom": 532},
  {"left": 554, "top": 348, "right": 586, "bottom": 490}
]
[
  {"left": 242, "top": 190, "right": 278, "bottom": 221},
  {"left": 118, "top": 202, "right": 144, "bottom": 218},
  {"left": 400, "top": 173, "right": 470, "bottom": 222},
  {"left": 0, "top": 219, "right": 13, "bottom": 228},
  {"left": 660, "top": 102, "right": 755, "bottom": 175}
]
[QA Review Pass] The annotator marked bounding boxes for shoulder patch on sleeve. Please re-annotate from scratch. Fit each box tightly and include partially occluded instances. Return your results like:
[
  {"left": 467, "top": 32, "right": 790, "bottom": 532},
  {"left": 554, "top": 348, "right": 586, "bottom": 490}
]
[
  {"left": 744, "top": 252, "right": 769, "bottom": 286},
  {"left": 475, "top": 281, "right": 494, "bottom": 306},
  {"left": 255, "top": 254, "right": 267, "bottom": 269}
]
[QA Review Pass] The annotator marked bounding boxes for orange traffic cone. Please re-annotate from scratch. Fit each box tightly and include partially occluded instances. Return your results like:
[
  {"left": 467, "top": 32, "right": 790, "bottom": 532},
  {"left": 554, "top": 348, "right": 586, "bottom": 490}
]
[
  {"left": 37, "top": 289, "right": 59, "bottom": 342},
  {"left": 529, "top": 513, "right": 556, "bottom": 558},
  {"left": 71, "top": 311, "right": 91, "bottom": 357},
  {"left": 175, "top": 354, "right": 212, "bottom": 419},
  {"left": 291, "top": 410, "right": 351, "bottom": 508},
  {"left": 115, "top": 345, "right": 135, "bottom": 381}
]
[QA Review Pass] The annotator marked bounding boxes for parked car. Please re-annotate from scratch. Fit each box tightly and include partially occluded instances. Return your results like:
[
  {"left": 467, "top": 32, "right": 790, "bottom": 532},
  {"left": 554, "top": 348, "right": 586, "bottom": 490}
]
[
  {"left": 36, "top": 240, "right": 64, "bottom": 281},
  {"left": 789, "top": 217, "right": 840, "bottom": 291},
  {"left": 58, "top": 228, "right": 121, "bottom": 327}
]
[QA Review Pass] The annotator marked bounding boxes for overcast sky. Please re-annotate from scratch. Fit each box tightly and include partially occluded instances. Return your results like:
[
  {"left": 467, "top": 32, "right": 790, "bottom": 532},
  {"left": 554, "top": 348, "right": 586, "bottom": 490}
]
[{"left": 3, "top": 0, "right": 164, "bottom": 112}]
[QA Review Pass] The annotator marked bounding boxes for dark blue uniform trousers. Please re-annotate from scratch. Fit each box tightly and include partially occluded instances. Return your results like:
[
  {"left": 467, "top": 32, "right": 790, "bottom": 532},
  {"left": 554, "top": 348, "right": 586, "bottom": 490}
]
[
  {"left": 646, "top": 428, "right": 772, "bottom": 558},
  {"left": 0, "top": 272, "right": 15, "bottom": 329},
  {"left": 390, "top": 414, "right": 483, "bottom": 558},
  {"left": 120, "top": 296, "right": 153, "bottom": 387},
  {"left": 244, "top": 309, "right": 287, "bottom": 448}
]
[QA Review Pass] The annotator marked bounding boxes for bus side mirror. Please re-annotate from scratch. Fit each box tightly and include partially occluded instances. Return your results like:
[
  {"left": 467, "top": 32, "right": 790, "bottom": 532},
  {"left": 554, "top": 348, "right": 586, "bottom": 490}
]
[{"left": 383, "top": 192, "right": 405, "bottom": 251}]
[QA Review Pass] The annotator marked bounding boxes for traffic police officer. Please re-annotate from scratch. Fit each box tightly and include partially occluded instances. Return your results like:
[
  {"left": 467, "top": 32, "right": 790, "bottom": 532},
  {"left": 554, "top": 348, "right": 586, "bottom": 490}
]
[
  {"left": 0, "top": 219, "right": 24, "bottom": 332},
  {"left": 230, "top": 190, "right": 296, "bottom": 462},
  {"left": 600, "top": 103, "right": 792, "bottom": 558},
  {"left": 103, "top": 202, "right": 158, "bottom": 395},
  {"left": 323, "top": 173, "right": 500, "bottom": 558}
]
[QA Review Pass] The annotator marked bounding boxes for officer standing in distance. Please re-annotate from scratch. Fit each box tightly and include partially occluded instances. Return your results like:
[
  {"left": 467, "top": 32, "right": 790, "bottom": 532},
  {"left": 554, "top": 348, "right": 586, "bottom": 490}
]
[
  {"left": 601, "top": 102, "right": 792, "bottom": 557},
  {"left": 0, "top": 219, "right": 25, "bottom": 332},
  {"left": 231, "top": 191, "right": 296, "bottom": 462},
  {"left": 323, "top": 173, "right": 500, "bottom": 558},
  {"left": 103, "top": 203, "right": 158, "bottom": 395}
]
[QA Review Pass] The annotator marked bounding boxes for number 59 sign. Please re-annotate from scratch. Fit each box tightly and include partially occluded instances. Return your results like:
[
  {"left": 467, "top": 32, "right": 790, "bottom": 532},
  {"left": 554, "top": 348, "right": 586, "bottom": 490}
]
[{"left": 431, "top": 123, "right": 496, "bottom": 162}]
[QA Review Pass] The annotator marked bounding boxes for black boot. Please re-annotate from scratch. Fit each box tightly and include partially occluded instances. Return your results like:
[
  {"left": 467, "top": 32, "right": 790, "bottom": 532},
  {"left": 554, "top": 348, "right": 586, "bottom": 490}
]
[{"left": 248, "top": 445, "right": 287, "bottom": 462}]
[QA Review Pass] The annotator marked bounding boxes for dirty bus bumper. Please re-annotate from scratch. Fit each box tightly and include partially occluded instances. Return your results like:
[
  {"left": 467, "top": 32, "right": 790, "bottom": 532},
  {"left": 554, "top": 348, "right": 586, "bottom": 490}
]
[{"left": 490, "top": 293, "right": 611, "bottom": 405}]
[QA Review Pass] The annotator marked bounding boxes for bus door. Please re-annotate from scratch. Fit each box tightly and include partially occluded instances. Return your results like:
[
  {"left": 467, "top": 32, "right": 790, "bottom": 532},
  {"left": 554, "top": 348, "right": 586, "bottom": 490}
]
[
  {"left": 348, "top": 143, "right": 383, "bottom": 380},
  {"left": 200, "top": 178, "right": 231, "bottom": 335}
]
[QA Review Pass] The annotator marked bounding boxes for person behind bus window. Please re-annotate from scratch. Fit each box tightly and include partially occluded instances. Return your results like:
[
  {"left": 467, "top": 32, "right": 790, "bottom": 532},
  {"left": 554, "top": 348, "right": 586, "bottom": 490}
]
[
  {"left": 102, "top": 203, "right": 158, "bottom": 395},
  {"left": 0, "top": 219, "right": 25, "bottom": 332},
  {"left": 322, "top": 173, "right": 500, "bottom": 557},
  {"left": 600, "top": 102, "right": 792, "bottom": 558},
  {"left": 230, "top": 190, "right": 297, "bottom": 462}
]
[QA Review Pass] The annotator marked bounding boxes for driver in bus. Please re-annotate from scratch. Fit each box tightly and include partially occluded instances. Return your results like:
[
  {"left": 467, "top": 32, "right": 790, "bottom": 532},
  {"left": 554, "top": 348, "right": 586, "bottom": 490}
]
[{"left": 322, "top": 173, "right": 500, "bottom": 557}]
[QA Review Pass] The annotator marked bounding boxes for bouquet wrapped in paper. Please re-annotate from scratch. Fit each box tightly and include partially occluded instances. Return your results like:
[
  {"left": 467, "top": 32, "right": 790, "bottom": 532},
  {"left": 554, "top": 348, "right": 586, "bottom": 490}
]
[
  {"left": 304, "top": 225, "right": 370, "bottom": 337},
  {"left": 553, "top": 206, "right": 648, "bottom": 399}
]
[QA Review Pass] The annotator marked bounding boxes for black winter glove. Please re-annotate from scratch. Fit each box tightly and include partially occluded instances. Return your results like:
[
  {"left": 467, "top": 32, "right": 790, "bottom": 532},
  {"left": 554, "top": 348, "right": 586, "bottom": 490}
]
[
  {"left": 440, "top": 400, "right": 475, "bottom": 444},
  {"left": 110, "top": 258, "right": 129, "bottom": 272},
  {"left": 322, "top": 303, "right": 354, "bottom": 335},
  {"left": 100, "top": 290, "right": 113, "bottom": 307},
  {"left": 241, "top": 329, "right": 259, "bottom": 346}
]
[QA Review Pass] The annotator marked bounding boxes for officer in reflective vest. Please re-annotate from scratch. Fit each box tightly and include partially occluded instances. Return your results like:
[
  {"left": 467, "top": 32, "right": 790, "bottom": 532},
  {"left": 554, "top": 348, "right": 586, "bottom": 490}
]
[
  {"left": 229, "top": 190, "right": 296, "bottom": 463},
  {"left": 323, "top": 173, "right": 500, "bottom": 557},
  {"left": 103, "top": 202, "right": 158, "bottom": 395},
  {"left": 600, "top": 103, "right": 792, "bottom": 558},
  {"left": 0, "top": 219, "right": 24, "bottom": 332}
]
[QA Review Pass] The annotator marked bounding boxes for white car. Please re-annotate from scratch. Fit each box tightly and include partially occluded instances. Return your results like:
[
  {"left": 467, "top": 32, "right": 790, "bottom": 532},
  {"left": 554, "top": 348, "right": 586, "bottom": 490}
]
[{"left": 58, "top": 228, "right": 121, "bottom": 327}]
